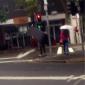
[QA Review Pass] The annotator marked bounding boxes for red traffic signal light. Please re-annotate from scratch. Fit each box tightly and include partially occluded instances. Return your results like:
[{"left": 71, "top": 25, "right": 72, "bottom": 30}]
[
  {"left": 37, "top": 14, "right": 41, "bottom": 19},
  {"left": 36, "top": 14, "right": 41, "bottom": 22}
]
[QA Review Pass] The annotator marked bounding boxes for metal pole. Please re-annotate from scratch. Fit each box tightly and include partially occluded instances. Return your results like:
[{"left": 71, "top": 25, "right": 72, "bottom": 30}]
[
  {"left": 44, "top": 0, "right": 52, "bottom": 56},
  {"left": 16, "top": 33, "right": 19, "bottom": 48},
  {"left": 22, "top": 34, "right": 25, "bottom": 48},
  {"left": 45, "top": 10, "right": 52, "bottom": 56},
  {"left": 82, "top": 14, "right": 85, "bottom": 56},
  {"left": 53, "top": 26, "right": 56, "bottom": 41},
  {"left": 80, "top": 15, "right": 85, "bottom": 56}
]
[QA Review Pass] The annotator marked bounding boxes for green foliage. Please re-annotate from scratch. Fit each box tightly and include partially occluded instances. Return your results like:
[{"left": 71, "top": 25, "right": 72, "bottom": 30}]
[
  {"left": 16, "top": 0, "right": 37, "bottom": 16},
  {"left": 25, "top": 0, "right": 37, "bottom": 16},
  {"left": 16, "top": 0, "right": 26, "bottom": 7},
  {"left": 0, "top": 9, "right": 7, "bottom": 22}
]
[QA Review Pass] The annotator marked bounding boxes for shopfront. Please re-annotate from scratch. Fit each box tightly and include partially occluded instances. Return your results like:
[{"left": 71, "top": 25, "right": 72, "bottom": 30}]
[{"left": 0, "top": 16, "right": 32, "bottom": 50}]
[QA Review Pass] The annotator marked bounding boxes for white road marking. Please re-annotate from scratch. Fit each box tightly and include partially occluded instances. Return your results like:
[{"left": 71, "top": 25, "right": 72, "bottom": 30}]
[
  {"left": 17, "top": 49, "right": 36, "bottom": 59},
  {"left": 73, "top": 79, "right": 83, "bottom": 85},
  {"left": 0, "top": 75, "right": 84, "bottom": 80},
  {"left": 0, "top": 59, "right": 34, "bottom": 64},
  {"left": 0, "top": 49, "right": 36, "bottom": 60},
  {"left": 0, "top": 57, "right": 16, "bottom": 60}
]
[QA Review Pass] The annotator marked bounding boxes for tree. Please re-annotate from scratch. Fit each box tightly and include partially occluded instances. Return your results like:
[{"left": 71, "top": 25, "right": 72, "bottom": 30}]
[
  {"left": 16, "top": 0, "right": 38, "bottom": 16},
  {"left": 26, "top": 0, "right": 38, "bottom": 16}
]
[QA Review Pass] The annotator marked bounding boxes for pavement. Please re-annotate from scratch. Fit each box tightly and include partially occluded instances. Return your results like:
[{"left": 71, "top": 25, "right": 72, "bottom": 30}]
[
  {"left": 0, "top": 63, "right": 84, "bottom": 85},
  {"left": 0, "top": 44, "right": 85, "bottom": 63}
]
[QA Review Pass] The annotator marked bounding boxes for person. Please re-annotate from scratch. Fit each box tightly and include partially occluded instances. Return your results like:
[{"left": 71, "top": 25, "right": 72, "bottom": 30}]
[
  {"left": 60, "top": 21, "right": 71, "bottom": 55},
  {"left": 39, "top": 31, "right": 48, "bottom": 56},
  {"left": 60, "top": 29, "right": 70, "bottom": 54},
  {"left": 30, "top": 25, "right": 48, "bottom": 56},
  {"left": 63, "top": 29, "right": 70, "bottom": 54}
]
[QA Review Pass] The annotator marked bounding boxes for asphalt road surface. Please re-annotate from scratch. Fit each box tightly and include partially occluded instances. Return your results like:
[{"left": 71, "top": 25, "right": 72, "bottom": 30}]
[{"left": 0, "top": 62, "right": 85, "bottom": 85}]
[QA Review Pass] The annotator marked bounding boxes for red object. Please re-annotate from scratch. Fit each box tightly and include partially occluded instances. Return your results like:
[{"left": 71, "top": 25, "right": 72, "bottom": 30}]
[
  {"left": 36, "top": 13, "right": 41, "bottom": 21},
  {"left": 31, "top": 38, "right": 38, "bottom": 48},
  {"left": 37, "top": 15, "right": 41, "bottom": 18},
  {"left": 60, "top": 31, "right": 69, "bottom": 44},
  {"left": 74, "top": 27, "right": 78, "bottom": 32},
  {"left": 60, "top": 31, "right": 63, "bottom": 44},
  {"left": 52, "top": 39, "right": 56, "bottom": 46}
]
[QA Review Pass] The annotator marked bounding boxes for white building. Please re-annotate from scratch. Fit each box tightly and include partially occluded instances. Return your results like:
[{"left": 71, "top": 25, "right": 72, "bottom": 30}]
[{"left": 42, "top": 13, "right": 81, "bottom": 44}]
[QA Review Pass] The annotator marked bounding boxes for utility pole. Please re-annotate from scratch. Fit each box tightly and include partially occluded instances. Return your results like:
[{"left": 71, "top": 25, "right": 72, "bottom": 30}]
[
  {"left": 79, "top": 0, "right": 85, "bottom": 56},
  {"left": 43, "top": 0, "right": 52, "bottom": 57}
]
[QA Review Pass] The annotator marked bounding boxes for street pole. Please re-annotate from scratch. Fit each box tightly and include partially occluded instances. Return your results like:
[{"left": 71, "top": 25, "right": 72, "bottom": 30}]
[
  {"left": 82, "top": 9, "right": 85, "bottom": 56},
  {"left": 44, "top": 0, "right": 52, "bottom": 56},
  {"left": 78, "top": 0, "right": 85, "bottom": 56},
  {"left": 79, "top": 15, "right": 85, "bottom": 56},
  {"left": 45, "top": 10, "right": 52, "bottom": 56}
]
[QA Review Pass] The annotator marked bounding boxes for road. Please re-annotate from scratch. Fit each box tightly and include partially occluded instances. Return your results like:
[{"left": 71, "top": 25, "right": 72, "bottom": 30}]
[{"left": 0, "top": 61, "right": 85, "bottom": 85}]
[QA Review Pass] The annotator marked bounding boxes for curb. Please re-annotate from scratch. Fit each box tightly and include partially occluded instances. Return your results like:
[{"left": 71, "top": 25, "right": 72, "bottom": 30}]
[
  {"left": 65, "top": 58, "right": 85, "bottom": 63},
  {"left": 0, "top": 58, "right": 84, "bottom": 64},
  {"left": 34, "top": 58, "right": 85, "bottom": 64}
]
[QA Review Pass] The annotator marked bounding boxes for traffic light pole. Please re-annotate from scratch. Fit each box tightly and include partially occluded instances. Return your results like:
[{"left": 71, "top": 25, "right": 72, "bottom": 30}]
[
  {"left": 45, "top": 10, "right": 52, "bottom": 57},
  {"left": 44, "top": 0, "right": 52, "bottom": 57}
]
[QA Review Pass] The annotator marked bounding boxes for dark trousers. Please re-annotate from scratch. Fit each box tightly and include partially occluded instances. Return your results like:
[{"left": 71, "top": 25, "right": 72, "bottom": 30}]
[
  {"left": 63, "top": 40, "right": 69, "bottom": 54},
  {"left": 39, "top": 42, "right": 46, "bottom": 55}
]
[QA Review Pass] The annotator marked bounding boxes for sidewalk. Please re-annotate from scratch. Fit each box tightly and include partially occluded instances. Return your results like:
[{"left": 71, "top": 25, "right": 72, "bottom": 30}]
[
  {"left": 0, "top": 45, "right": 85, "bottom": 63},
  {"left": 39, "top": 51, "right": 85, "bottom": 63},
  {"left": 40, "top": 44, "right": 85, "bottom": 63}
]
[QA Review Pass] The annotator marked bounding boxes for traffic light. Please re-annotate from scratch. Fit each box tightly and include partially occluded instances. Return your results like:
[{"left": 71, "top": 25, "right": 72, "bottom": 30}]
[
  {"left": 79, "top": 0, "right": 84, "bottom": 14},
  {"left": 67, "top": 1, "right": 78, "bottom": 15},
  {"left": 35, "top": 13, "right": 42, "bottom": 30},
  {"left": 36, "top": 22, "right": 42, "bottom": 30},
  {"left": 36, "top": 14, "right": 41, "bottom": 22}
]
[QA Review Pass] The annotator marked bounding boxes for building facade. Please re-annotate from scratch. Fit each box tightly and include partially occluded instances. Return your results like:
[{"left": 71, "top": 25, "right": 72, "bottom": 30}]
[
  {"left": 0, "top": 0, "right": 31, "bottom": 50},
  {"left": 38, "top": 0, "right": 67, "bottom": 45},
  {"left": 0, "top": 0, "right": 79, "bottom": 50}
]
